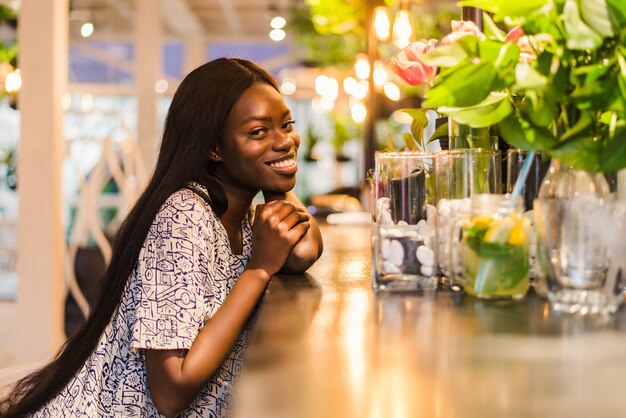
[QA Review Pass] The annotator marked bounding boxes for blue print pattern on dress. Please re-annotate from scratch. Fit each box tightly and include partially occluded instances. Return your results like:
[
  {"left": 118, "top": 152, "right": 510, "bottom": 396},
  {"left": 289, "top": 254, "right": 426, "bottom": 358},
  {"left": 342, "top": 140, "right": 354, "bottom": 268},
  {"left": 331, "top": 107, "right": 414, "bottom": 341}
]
[{"left": 35, "top": 183, "right": 254, "bottom": 418}]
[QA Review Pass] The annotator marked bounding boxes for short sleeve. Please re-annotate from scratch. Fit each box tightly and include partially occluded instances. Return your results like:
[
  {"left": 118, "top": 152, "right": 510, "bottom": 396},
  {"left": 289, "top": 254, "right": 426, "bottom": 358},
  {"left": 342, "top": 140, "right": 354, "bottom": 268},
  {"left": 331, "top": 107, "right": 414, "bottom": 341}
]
[{"left": 130, "top": 191, "right": 213, "bottom": 351}]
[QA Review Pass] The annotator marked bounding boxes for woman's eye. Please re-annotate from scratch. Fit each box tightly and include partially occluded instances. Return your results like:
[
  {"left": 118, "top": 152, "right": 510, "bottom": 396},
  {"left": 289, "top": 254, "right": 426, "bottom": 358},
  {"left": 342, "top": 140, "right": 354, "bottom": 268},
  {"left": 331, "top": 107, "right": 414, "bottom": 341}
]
[
  {"left": 249, "top": 128, "right": 268, "bottom": 137},
  {"left": 282, "top": 120, "right": 296, "bottom": 131}
]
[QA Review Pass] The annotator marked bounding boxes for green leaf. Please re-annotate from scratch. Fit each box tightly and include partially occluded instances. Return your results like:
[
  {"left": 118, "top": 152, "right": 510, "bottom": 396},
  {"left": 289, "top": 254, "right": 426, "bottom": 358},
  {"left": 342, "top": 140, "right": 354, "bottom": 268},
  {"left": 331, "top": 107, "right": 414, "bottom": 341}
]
[
  {"left": 514, "top": 62, "right": 548, "bottom": 90},
  {"left": 428, "top": 121, "right": 449, "bottom": 143},
  {"left": 559, "top": 111, "right": 594, "bottom": 142},
  {"left": 402, "top": 132, "right": 418, "bottom": 151},
  {"left": 425, "top": 61, "right": 498, "bottom": 107},
  {"left": 581, "top": 0, "right": 616, "bottom": 37},
  {"left": 421, "top": 42, "right": 469, "bottom": 67},
  {"left": 482, "top": 12, "right": 506, "bottom": 42},
  {"left": 499, "top": 112, "right": 558, "bottom": 150},
  {"left": 410, "top": 118, "right": 425, "bottom": 148},
  {"left": 437, "top": 92, "right": 513, "bottom": 128},
  {"left": 458, "top": 0, "right": 550, "bottom": 20},
  {"left": 607, "top": 0, "right": 626, "bottom": 24},
  {"left": 526, "top": 93, "right": 556, "bottom": 127},
  {"left": 402, "top": 108, "right": 428, "bottom": 124},
  {"left": 570, "top": 74, "right": 618, "bottom": 110},
  {"left": 600, "top": 131, "right": 626, "bottom": 171},
  {"left": 563, "top": 0, "right": 604, "bottom": 50},
  {"left": 549, "top": 136, "right": 603, "bottom": 171}
]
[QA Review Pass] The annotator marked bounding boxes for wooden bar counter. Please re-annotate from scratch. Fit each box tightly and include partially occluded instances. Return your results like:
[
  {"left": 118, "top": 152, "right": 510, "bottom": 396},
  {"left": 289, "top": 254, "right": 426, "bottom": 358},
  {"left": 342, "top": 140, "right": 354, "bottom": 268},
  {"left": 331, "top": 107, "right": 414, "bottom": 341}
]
[{"left": 231, "top": 223, "right": 626, "bottom": 418}]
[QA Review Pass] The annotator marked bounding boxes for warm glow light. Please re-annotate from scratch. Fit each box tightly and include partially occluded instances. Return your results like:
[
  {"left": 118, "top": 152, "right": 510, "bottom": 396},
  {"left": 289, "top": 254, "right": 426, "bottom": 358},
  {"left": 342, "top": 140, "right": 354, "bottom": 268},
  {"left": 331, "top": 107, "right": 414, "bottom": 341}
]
[
  {"left": 373, "top": 60, "right": 387, "bottom": 87},
  {"left": 269, "top": 28, "right": 286, "bottom": 41},
  {"left": 343, "top": 77, "right": 357, "bottom": 95},
  {"left": 373, "top": 6, "right": 391, "bottom": 41},
  {"left": 281, "top": 78, "right": 297, "bottom": 95},
  {"left": 271, "top": 16, "right": 286, "bottom": 29},
  {"left": 392, "top": 10, "right": 413, "bottom": 49},
  {"left": 325, "top": 77, "right": 339, "bottom": 100},
  {"left": 319, "top": 96, "right": 335, "bottom": 112},
  {"left": 392, "top": 109, "right": 413, "bottom": 124},
  {"left": 355, "top": 54, "right": 370, "bottom": 80},
  {"left": 315, "top": 75, "right": 339, "bottom": 100},
  {"left": 315, "top": 75, "right": 328, "bottom": 96},
  {"left": 81, "top": 22, "right": 94, "bottom": 38},
  {"left": 351, "top": 101, "right": 367, "bottom": 123},
  {"left": 80, "top": 93, "right": 93, "bottom": 113},
  {"left": 353, "top": 80, "right": 369, "bottom": 100},
  {"left": 383, "top": 81, "right": 401, "bottom": 101},
  {"left": 4, "top": 69, "right": 21, "bottom": 93},
  {"left": 155, "top": 79, "right": 169, "bottom": 94},
  {"left": 61, "top": 92, "right": 72, "bottom": 111}
]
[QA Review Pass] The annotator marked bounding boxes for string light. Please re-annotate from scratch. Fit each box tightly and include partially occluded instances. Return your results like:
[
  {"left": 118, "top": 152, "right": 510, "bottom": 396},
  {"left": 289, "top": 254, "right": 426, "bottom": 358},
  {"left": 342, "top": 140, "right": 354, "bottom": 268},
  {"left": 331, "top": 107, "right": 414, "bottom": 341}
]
[
  {"left": 355, "top": 54, "right": 370, "bottom": 80},
  {"left": 392, "top": 10, "right": 413, "bottom": 49},
  {"left": 281, "top": 78, "right": 297, "bottom": 95},
  {"left": 373, "top": 60, "right": 387, "bottom": 88},
  {"left": 81, "top": 22, "right": 94, "bottom": 38},
  {"left": 271, "top": 16, "right": 286, "bottom": 29},
  {"left": 269, "top": 28, "right": 286, "bottom": 41},
  {"left": 383, "top": 81, "right": 401, "bottom": 101},
  {"left": 373, "top": 6, "right": 391, "bottom": 41}
]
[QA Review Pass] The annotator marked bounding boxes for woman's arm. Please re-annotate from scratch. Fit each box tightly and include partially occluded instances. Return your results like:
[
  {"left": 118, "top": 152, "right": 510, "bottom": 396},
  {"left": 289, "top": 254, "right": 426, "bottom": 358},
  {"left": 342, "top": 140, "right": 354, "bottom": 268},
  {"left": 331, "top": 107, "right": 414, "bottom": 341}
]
[
  {"left": 145, "top": 267, "right": 271, "bottom": 417},
  {"left": 145, "top": 200, "right": 310, "bottom": 417},
  {"left": 263, "top": 191, "right": 323, "bottom": 274}
]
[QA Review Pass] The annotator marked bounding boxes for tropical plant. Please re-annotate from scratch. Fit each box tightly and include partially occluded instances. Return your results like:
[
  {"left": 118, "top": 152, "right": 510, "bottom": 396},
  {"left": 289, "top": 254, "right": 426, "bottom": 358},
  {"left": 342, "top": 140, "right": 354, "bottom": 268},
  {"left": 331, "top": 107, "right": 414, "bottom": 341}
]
[{"left": 389, "top": 0, "right": 626, "bottom": 172}]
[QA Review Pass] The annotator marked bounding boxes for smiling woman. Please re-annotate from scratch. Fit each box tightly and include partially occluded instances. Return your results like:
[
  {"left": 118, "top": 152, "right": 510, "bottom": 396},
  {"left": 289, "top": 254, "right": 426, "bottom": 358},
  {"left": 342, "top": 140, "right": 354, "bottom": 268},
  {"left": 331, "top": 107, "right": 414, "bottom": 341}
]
[{"left": 0, "top": 58, "right": 323, "bottom": 418}]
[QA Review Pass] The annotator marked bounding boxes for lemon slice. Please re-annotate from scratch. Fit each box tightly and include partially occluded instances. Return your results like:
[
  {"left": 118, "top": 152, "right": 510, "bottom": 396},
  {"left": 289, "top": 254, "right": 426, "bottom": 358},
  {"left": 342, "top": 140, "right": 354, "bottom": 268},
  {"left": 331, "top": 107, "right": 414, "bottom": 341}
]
[
  {"left": 484, "top": 218, "right": 514, "bottom": 244},
  {"left": 508, "top": 218, "right": 529, "bottom": 245},
  {"left": 471, "top": 215, "right": 493, "bottom": 229}
]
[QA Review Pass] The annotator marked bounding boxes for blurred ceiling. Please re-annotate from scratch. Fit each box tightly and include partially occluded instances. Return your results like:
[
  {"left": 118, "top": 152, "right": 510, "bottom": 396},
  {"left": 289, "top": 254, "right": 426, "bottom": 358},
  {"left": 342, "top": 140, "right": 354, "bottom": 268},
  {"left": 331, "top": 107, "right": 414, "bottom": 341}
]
[{"left": 69, "top": 0, "right": 301, "bottom": 42}]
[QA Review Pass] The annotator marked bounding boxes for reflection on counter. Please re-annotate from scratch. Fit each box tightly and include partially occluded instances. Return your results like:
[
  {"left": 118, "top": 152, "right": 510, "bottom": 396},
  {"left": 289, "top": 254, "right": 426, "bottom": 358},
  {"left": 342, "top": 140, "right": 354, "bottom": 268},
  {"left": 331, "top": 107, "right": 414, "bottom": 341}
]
[{"left": 233, "top": 224, "right": 626, "bottom": 418}]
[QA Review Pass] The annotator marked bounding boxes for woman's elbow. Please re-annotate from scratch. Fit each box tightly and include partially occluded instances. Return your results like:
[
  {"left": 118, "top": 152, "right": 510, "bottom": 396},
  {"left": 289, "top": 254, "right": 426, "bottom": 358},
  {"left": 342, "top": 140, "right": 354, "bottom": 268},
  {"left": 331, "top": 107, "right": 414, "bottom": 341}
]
[
  {"left": 282, "top": 247, "right": 323, "bottom": 273},
  {"left": 152, "top": 394, "right": 187, "bottom": 418}
]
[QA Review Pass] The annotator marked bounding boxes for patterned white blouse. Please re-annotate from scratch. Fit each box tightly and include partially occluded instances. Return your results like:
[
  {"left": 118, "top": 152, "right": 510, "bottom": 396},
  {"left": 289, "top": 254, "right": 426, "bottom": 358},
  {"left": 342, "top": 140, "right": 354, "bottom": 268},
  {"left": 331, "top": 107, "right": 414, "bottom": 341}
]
[{"left": 35, "top": 183, "right": 255, "bottom": 417}]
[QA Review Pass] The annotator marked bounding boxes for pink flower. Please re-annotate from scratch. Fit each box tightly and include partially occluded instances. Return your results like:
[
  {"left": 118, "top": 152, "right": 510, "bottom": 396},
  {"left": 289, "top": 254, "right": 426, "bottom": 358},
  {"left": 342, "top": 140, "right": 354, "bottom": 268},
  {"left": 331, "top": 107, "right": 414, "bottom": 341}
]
[
  {"left": 388, "top": 39, "right": 438, "bottom": 86},
  {"left": 505, "top": 26, "right": 537, "bottom": 62},
  {"left": 505, "top": 26, "right": 525, "bottom": 44},
  {"left": 441, "top": 20, "right": 486, "bottom": 45}
]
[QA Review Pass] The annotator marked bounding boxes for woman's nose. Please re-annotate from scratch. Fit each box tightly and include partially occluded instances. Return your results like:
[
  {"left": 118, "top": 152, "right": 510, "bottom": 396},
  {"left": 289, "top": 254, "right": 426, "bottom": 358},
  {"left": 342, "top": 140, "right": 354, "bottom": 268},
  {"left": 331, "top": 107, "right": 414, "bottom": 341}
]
[{"left": 273, "top": 130, "right": 296, "bottom": 150}]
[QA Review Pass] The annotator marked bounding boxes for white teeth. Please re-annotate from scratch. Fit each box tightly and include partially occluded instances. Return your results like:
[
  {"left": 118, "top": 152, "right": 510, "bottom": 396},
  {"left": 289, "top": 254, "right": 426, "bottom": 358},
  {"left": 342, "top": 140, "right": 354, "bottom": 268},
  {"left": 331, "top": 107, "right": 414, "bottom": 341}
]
[{"left": 269, "top": 157, "right": 295, "bottom": 169}]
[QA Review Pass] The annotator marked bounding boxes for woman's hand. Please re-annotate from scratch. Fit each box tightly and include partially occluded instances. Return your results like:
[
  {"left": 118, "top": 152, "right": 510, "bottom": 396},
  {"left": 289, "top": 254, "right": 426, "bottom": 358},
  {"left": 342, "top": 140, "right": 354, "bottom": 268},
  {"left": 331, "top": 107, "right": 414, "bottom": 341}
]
[
  {"left": 247, "top": 199, "right": 311, "bottom": 278},
  {"left": 262, "top": 191, "right": 323, "bottom": 274}
]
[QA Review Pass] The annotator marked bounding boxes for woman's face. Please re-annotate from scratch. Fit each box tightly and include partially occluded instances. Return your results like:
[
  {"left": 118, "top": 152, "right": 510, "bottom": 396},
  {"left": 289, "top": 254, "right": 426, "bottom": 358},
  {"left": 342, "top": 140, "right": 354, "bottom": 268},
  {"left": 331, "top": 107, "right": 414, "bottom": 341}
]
[{"left": 215, "top": 82, "right": 300, "bottom": 196}]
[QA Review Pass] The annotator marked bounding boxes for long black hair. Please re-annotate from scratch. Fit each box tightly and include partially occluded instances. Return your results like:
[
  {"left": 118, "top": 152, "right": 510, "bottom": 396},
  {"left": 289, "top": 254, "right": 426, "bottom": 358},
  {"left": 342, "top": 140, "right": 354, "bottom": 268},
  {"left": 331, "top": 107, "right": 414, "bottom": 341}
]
[{"left": 1, "top": 57, "right": 279, "bottom": 417}]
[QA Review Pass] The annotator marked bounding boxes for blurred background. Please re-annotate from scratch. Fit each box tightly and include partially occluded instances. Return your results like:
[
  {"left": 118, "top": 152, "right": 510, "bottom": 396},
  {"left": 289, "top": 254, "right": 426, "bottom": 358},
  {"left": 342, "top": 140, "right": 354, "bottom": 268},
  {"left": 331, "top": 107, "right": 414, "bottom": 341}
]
[{"left": 0, "top": 0, "right": 460, "bottom": 371}]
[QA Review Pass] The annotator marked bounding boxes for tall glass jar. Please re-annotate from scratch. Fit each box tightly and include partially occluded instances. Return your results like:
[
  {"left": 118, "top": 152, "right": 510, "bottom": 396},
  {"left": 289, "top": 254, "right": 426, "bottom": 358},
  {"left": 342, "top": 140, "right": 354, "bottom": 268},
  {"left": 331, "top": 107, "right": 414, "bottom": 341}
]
[
  {"left": 533, "top": 160, "right": 619, "bottom": 314},
  {"left": 451, "top": 194, "right": 530, "bottom": 299}
]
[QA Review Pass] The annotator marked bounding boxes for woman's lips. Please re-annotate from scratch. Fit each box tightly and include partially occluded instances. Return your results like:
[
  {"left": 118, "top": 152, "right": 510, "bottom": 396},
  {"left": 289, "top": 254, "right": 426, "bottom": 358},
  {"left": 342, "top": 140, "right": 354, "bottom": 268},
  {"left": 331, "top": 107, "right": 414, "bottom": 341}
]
[{"left": 266, "top": 154, "right": 297, "bottom": 175}]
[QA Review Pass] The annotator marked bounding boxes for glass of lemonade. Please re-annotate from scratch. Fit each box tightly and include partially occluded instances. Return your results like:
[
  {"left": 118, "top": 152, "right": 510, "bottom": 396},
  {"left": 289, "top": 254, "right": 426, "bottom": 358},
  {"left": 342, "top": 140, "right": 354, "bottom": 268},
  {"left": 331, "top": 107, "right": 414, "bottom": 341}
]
[{"left": 452, "top": 194, "right": 530, "bottom": 299}]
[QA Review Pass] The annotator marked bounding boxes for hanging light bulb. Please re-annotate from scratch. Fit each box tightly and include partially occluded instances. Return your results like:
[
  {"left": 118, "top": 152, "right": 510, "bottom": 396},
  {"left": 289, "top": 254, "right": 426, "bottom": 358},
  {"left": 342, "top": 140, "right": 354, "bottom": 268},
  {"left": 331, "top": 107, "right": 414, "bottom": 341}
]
[
  {"left": 81, "top": 22, "right": 94, "bottom": 38},
  {"left": 373, "top": 6, "right": 391, "bottom": 41},
  {"left": 271, "top": 16, "right": 286, "bottom": 29},
  {"left": 392, "top": 10, "right": 413, "bottom": 49}
]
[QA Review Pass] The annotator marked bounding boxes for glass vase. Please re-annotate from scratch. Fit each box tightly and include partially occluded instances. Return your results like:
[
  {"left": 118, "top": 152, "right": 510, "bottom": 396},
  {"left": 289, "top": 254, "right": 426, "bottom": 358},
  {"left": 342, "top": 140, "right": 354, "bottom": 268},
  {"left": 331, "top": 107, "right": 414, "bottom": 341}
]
[
  {"left": 533, "top": 159, "right": 620, "bottom": 314},
  {"left": 451, "top": 194, "right": 530, "bottom": 300}
]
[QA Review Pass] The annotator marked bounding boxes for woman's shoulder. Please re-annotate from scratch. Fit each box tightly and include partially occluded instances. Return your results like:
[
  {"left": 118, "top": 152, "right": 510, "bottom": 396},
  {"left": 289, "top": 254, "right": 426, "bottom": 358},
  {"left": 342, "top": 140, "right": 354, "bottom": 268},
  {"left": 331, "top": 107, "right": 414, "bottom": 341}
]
[{"left": 155, "top": 183, "right": 218, "bottom": 227}]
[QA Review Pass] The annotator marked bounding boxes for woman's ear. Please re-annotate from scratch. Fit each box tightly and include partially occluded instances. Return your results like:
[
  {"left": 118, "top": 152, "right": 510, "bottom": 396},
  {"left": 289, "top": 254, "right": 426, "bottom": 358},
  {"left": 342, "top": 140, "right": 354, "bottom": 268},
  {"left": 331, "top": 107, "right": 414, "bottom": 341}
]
[{"left": 208, "top": 149, "right": 222, "bottom": 162}]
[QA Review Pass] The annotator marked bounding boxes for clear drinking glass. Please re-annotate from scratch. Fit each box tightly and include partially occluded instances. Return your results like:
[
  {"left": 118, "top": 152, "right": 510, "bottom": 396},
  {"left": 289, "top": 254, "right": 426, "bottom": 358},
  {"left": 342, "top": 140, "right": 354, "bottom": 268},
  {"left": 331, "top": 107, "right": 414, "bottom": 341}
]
[
  {"left": 451, "top": 194, "right": 530, "bottom": 299},
  {"left": 534, "top": 160, "right": 619, "bottom": 314},
  {"left": 434, "top": 149, "right": 502, "bottom": 278},
  {"left": 371, "top": 151, "right": 438, "bottom": 290}
]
